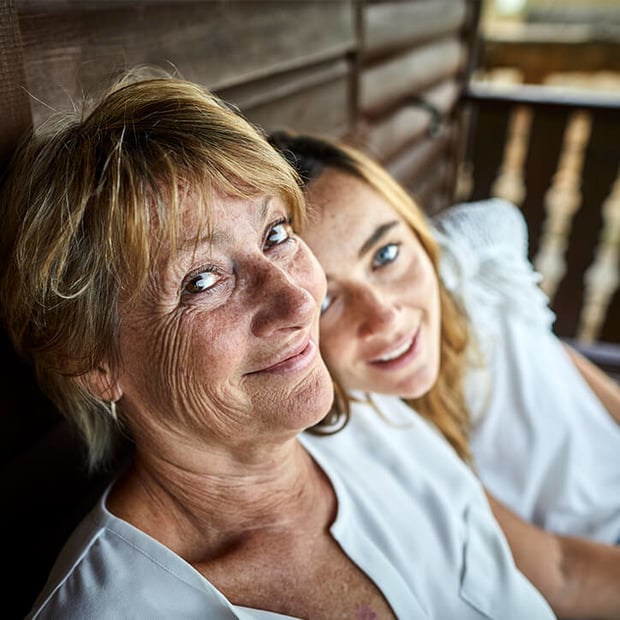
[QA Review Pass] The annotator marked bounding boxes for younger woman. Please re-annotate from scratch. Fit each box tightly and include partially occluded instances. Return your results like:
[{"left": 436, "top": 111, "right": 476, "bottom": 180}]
[{"left": 269, "top": 130, "right": 620, "bottom": 619}]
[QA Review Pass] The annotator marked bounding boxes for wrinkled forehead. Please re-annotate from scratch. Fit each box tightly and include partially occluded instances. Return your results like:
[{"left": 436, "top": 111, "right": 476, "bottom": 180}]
[{"left": 145, "top": 185, "right": 287, "bottom": 267}]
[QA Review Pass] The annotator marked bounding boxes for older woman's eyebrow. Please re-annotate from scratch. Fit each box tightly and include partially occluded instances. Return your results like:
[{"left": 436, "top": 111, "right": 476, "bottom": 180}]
[
  {"left": 178, "top": 195, "right": 275, "bottom": 251},
  {"left": 358, "top": 220, "right": 400, "bottom": 258}
]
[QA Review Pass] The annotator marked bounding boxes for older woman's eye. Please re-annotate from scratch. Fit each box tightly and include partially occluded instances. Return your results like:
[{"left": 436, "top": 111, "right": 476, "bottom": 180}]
[
  {"left": 264, "top": 219, "right": 292, "bottom": 249},
  {"left": 373, "top": 243, "right": 399, "bottom": 268},
  {"left": 184, "top": 270, "right": 219, "bottom": 294}
]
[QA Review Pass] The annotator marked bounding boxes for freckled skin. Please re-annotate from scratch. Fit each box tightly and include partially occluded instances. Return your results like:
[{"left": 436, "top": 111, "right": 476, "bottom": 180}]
[
  {"left": 114, "top": 192, "right": 334, "bottom": 456},
  {"left": 357, "top": 605, "right": 379, "bottom": 620},
  {"left": 301, "top": 169, "right": 442, "bottom": 400}
]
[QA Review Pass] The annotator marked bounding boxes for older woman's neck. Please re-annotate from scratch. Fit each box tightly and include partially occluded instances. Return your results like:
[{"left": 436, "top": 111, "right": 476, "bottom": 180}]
[{"left": 107, "top": 436, "right": 334, "bottom": 554}]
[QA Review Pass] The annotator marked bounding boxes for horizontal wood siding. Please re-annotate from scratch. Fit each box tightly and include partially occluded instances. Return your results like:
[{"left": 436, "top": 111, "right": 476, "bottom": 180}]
[
  {"left": 355, "top": 0, "right": 477, "bottom": 211},
  {"left": 364, "top": 0, "right": 467, "bottom": 58},
  {"left": 219, "top": 58, "right": 352, "bottom": 137},
  {"left": 18, "top": 1, "right": 356, "bottom": 125},
  {"left": 360, "top": 38, "right": 466, "bottom": 115},
  {"left": 362, "top": 79, "right": 461, "bottom": 160}
]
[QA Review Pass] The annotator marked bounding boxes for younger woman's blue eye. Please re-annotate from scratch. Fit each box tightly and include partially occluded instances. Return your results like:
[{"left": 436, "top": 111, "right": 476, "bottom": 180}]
[
  {"left": 320, "top": 294, "right": 332, "bottom": 314},
  {"left": 373, "top": 243, "right": 399, "bottom": 268},
  {"left": 185, "top": 270, "right": 219, "bottom": 294},
  {"left": 265, "top": 220, "right": 292, "bottom": 248}
]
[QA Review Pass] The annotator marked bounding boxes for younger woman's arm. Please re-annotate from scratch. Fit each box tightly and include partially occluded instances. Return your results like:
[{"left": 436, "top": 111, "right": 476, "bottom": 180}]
[
  {"left": 486, "top": 491, "right": 620, "bottom": 619},
  {"left": 562, "top": 342, "right": 620, "bottom": 424}
]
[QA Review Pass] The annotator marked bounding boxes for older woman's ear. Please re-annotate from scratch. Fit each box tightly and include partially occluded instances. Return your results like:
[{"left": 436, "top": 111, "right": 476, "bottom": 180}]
[{"left": 80, "top": 366, "right": 123, "bottom": 403}]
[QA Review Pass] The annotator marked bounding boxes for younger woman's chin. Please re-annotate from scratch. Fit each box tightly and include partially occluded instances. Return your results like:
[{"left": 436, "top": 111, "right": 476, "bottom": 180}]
[{"left": 396, "top": 370, "right": 440, "bottom": 401}]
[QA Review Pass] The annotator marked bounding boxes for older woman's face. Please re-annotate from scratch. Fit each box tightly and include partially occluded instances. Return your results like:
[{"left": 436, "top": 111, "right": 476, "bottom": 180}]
[
  {"left": 115, "top": 191, "right": 333, "bottom": 448},
  {"left": 301, "top": 168, "right": 441, "bottom": 400}
]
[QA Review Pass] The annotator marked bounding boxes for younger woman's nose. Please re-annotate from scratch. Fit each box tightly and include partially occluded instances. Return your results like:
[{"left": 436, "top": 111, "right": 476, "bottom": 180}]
[{"left": 352, "top": 285, "right": 397, "bottom": 339}]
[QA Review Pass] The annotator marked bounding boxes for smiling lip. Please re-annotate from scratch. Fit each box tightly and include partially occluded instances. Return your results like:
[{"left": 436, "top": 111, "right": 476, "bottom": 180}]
[
  {"left": 250, "top": 338, "right": 317, "bottom": 376},
  {"left": 368, "top": 328, "right": 422, "bottom": 370}
]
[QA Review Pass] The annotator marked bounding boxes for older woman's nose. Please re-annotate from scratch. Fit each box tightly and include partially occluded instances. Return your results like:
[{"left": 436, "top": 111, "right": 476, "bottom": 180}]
[
  {"left": 352, "top": 285, "right": 397, "bottom": 339},
  {"left": 250, "top": 260, "right": 317, "bottom": 337}
]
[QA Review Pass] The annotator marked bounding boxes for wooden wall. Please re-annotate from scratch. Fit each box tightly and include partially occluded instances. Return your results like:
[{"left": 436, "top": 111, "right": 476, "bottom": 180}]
[
  {"left": 3, "top": 0, "right": 480, "bottom": 206},
  {"left": 0, "top": 1, "right": 481, "bottom": 617}
]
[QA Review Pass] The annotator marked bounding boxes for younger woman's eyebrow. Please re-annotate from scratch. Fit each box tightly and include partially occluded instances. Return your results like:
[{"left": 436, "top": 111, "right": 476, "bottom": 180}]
[{"left": 359, "top": 220, "right": 400, "bottom": 258}]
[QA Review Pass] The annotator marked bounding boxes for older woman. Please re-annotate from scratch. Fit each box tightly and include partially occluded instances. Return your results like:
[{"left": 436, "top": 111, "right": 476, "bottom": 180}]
[
  {"left": 268, "top": 130, "right": 620, "bottom": 618},
  {"left": 0, "top": 69, "right": 555, "bottom": 619}
]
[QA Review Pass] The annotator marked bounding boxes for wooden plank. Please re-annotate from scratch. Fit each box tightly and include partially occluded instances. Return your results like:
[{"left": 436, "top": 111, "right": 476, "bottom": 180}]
[
  {"left": 18, "top": 0, "right": 356, "bottom": 125},
  {"left": 218, "top": 58, "right": 349, "bottom": 112},
  {"left": 362, "top": 78, "right": 460, "bottom": 160},
  {"left": 0, "top": 0, "right": 32, "bottom": 167},
  {"left": 364, "top": 0, "right": 467, "bottom": 59},
  {"left": 384, "top": 126, "right": 452, "bottom": 191},
  {"left": 360, "top": 37, "right": 466, "bottom": 116},
  {"left": 482, "top": 36, "right": 620, "bottom": 85},
  {"left": 243, "top": 74, "right": 352, "bottom": 138}
]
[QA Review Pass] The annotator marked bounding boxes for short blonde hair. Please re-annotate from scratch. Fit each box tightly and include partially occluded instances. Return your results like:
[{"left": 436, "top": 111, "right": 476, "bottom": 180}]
[
  {"left": 0, "top": 69, "right": 305, "bottom": 470},
  {"left": 269, "top": 131, "right": 471, "bottom": 463}
]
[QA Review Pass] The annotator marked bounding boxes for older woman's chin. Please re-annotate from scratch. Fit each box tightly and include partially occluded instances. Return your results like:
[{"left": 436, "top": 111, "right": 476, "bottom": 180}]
[
  {"left": 296, "top": 359, "right": 335, "bottom": 427},
  {"left": 252, "top": 355, "right": 334, "bottom": 432}
]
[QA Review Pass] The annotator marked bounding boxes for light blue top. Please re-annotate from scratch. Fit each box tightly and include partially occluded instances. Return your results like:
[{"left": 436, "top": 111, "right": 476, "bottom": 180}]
[
  {"left": 28, "top": 392, "right": 554, "bottom": 619},
  {"left": 434, "top": 199, "right": 620, "bottom": 543}
]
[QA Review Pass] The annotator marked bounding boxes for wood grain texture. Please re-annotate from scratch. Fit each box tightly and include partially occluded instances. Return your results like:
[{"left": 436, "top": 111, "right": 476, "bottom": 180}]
[
  {"left": 18, "top": 0, "right": 356, "bottom": 125},
  {"left": 219, "top": 57, "right": 352, "bottom": 136},
  {"left": 385, "top": 125, "right": 453, "bottom": 192},
  {"left": 364, "top": 0, "right": 467, "bottom": 58},
  {"left": 0, "top": 0, "right": 32, "bottom": 166},
  {"left": 362, "top": 78, "right": 460, "bottom": 160},
  {"left": 360, "top": 37, "right": 466, "bottom": 115}
]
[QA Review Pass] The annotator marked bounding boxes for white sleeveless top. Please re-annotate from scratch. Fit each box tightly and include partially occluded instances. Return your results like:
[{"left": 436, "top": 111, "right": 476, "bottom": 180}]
[{"left": 434, "top": 199, "right": 620, "bottom": 543}]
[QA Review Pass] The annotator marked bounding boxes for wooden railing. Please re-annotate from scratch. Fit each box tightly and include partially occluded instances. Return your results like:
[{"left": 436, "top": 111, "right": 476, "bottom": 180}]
[{"left": 460, "top": 82, "right": 620, "bottom": 347}]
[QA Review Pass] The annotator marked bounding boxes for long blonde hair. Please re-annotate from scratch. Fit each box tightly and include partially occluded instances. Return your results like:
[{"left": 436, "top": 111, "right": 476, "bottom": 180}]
[
  {"left": 0, "top": 68, "right": 306, "bottom": 470},
  {"left": 269, "top": 131, "right": 472, "bottom": 463}
]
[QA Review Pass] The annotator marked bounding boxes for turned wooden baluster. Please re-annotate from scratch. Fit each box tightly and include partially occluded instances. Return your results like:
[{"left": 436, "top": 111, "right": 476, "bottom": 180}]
[
  {"left": 533, "top": 110, "right": 592, "bottom": 302},
  {"left": 491, "top": 105, "right": 532, "bottom": 206},
  {"left": 578, "top": 168, "right": 620, "bottom": 343}
]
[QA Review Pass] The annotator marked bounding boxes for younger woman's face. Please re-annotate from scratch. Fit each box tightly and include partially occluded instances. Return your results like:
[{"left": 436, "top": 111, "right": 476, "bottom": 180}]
[{"left": 301, "top": 168, "right": 441, "bottom": 399}]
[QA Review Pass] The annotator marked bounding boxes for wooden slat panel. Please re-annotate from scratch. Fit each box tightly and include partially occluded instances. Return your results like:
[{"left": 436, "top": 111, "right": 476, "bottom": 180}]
[
  {"left": 364, "top": 0, "right": 467, "bottom": 59},
  {"left": 482, "top": 36, "right": 620, "bottom": 85},
  {"left": 360, "top": 37, "right": 465, "bottom": 116},
  {"left": 362, "top": 78, "right": 460, "bottom": 160},
  {"left": 18, "top": 0, "right": 356, "bottom": 125},
  {"left": 0, "top": 0, "right": 32, "bottom": 167},
  {"left": 217, "top": 56, "right": 351, "bottom": 137},
  {"left": 384, "top": 127, "right": 452, "bottom": 192},
  {"left": 241, "top": 74, "right": 352, "bottom": 138}
]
